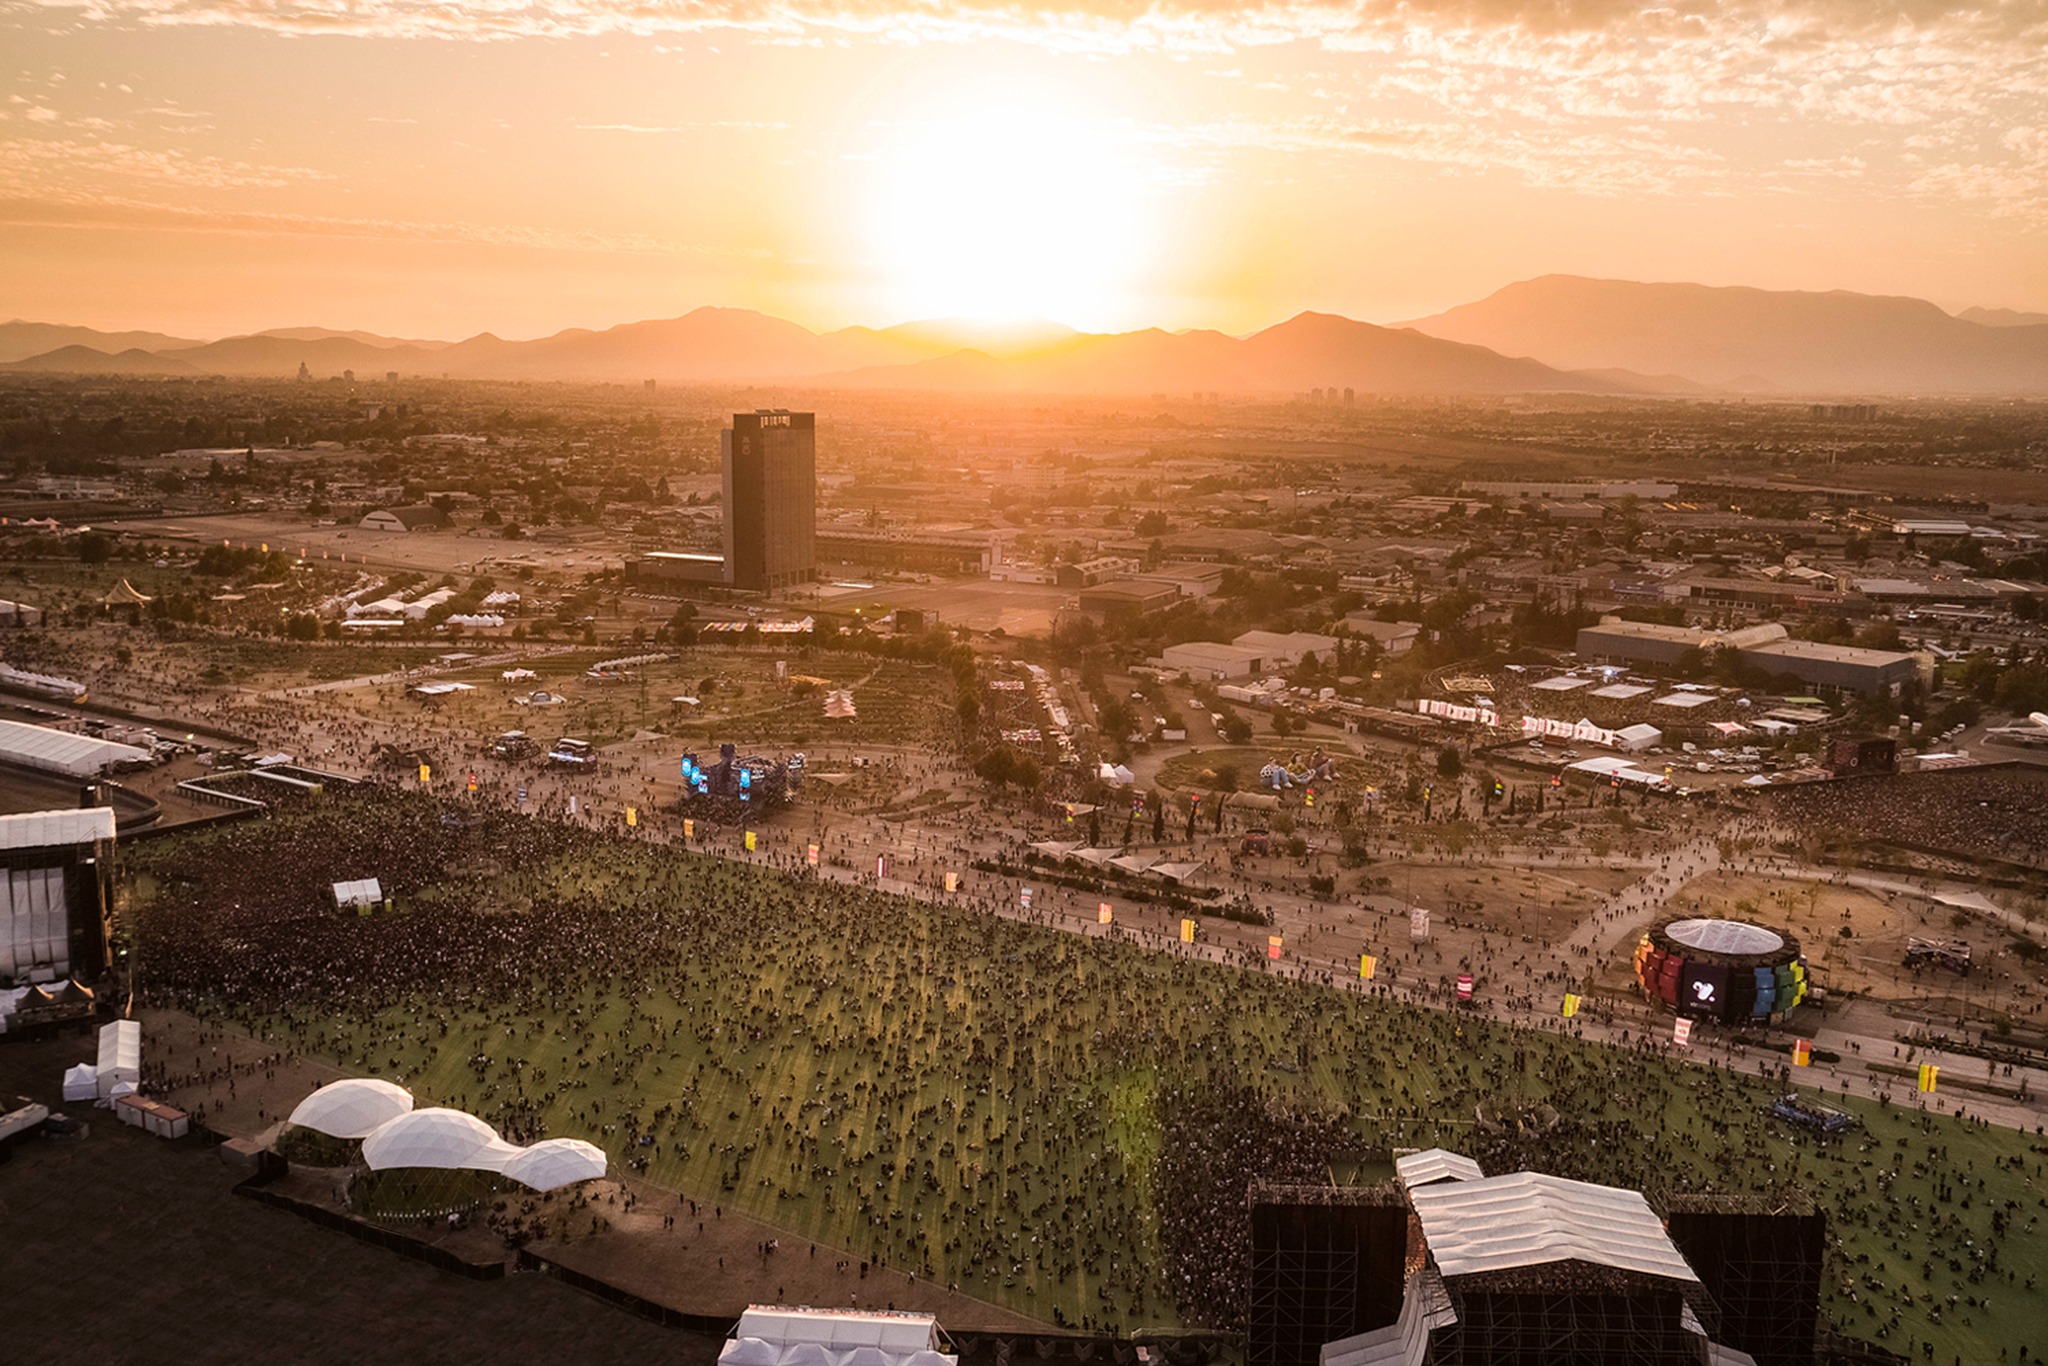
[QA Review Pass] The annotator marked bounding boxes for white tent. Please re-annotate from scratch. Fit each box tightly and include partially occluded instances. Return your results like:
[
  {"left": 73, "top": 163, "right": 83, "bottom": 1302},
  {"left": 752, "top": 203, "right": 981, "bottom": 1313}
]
[
  {"left": 502, "top": 1137, "right": 608, "bottom": 1191},
  {"left": 1096, "top": 762, "right": 1136, "bottom": 786},
  {"left": 724, "top": 1308, "right": 952, "bottom": 1366},
  {"left": 62, "top": 1062, "right": 98, "bottom": 1101},
  {"left": 463, "top": 1136, "right": 527, "bottom": 1173},
  {"left": 96, "top": 1019, "right": 140, "bottom": 1100},
  {"left": 288, "top": 1078, "right": 414, "bottom": 1139},
  {"left": 331, "top": 878, "right": 384, "bottom": 909},
  {"left": 722, "top": 1341, "right": 782, "bottom": 1366},
  {"left": 361, "top": 1107, "right": 504, "bottom": 1170},
  {"left": 1614, "top": 723, "right": 1663, "bottom": 751}
]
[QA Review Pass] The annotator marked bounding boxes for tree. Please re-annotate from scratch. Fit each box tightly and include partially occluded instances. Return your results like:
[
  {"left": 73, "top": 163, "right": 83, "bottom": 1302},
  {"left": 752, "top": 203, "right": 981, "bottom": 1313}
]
[
  {"left": 1435, "top": 746, "right": 1463, "bottom": 780},
  {"left": 76, "top": 532, "right": 113, "bottom": 565},
  {"left": 974, "top": 748, "right": 1019, "bottom": 789},
  {"left": 1222, "top": 713, "right": 1253, "bottom": 744}
]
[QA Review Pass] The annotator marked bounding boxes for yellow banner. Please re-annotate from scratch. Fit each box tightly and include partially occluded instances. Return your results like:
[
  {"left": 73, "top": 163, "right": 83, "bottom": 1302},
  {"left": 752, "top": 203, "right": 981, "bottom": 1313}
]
[
  {"left": 1562, "top": 993, "right": 1580, "bottom": 1018},
  {"left": 744, "top": 831, "right": 757, "bottom": 852},
  {"left": 1097, "top": 903, "right": 1113, "bottom": 924},
  {"left": 1918, "top": 1063, "right": 1939, "bottom": 1093},
  {"left": 418, "top": 763, "right": 431, "bottom": 784},
  {"left": 1360, "top": 954, "right": 1376, "bottom": 980},
  {"left": 625, "top": 807, "right": 637, "bottom": 827},
  {"left": 1180, "top": 919, "right": 1196, "bottom": 944}
]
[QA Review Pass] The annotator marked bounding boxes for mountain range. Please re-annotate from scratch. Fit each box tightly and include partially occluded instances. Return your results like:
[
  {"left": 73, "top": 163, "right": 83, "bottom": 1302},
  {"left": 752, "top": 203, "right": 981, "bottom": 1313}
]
[{"left": 5, "top": 276, "right": 2045, "bottom": 395}]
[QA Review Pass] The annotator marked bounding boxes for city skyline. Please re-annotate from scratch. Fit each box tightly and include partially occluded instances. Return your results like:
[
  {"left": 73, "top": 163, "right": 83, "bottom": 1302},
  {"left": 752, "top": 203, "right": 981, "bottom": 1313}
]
[{"left": 3, "top": 1, "right": 2046, "bottom": 338}]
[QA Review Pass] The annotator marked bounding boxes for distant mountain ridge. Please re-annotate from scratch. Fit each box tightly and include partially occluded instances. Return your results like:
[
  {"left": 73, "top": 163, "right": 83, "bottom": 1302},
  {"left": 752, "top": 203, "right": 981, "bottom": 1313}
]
[
  {"left": 7, "top": 280, "right": 2047, "bottom": 394},
  {"left": 1396, "top": 276, "right": 2048, "bottom": 394},
  {"left": 0, "top": 306, "right": 1618, "bottom": 394},
  {"left": 0, "top": 320, "right": 205, "bottom": 364}
]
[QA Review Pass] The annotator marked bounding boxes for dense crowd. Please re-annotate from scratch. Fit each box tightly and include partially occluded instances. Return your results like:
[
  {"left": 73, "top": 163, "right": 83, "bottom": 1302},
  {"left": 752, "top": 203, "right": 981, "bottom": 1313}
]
[
  {"left": 123, "top": 787, "right": 2048, "bottom": 1357},
  {"left": 1766, "top": 769, "right": 2048, "bottom": 868}
]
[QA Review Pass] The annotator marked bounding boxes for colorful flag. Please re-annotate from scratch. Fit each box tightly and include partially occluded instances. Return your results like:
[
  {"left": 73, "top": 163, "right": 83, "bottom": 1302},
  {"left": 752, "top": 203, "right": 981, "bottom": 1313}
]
[
  {"left": 1456, "top": 973, "right": 1474, "bottom": 1001},
  {"left": 875, "top": 854, "right": 887, "bottom": 878},
  {"left": 1360, "top": 953, "right": 1376, "bottom": 980},
  {"left": 466, "top": 771, "right": 478, "bottom": 794},
  {"left": 1181, "top": 919, "right": 1196, "bottom": 944},
  {"left": 1792, "top": 1039, "right": 1812, "bottom": 1066},
  {"left": 1098, "top": 902, "right": 1114, "bottom": 925},
  {"left": 1673, "top": 1018, "right": 1693, "bottom": 1046},
  {"left": 1410, "top": 907, "right": 1430, "bottom": 941},
  {"left": 1020, "top": 887, "right": 1033, "bottom": 910},
  {"left": 682, "top": 818, "right": 694, "bottom": 840},
  {"left": 1562, "top": 993, "right": 1580, "bottom": 1018},
  {"left": 1918, "top": 1063, "right": 1939, "bottom": 1093},
  {"left": 567, "top": 795, "right": 578, "bottom": 816},
  {"left": 744, "top": 830, "right": 757, "bottom": 851},
  {"left": 516, "top": 786, "right": 526, "bottom": 804},
  {"left": 418, "top": 763, "right": 431, "bottom": 785},
  {"left": 1267, "top": 935, "right": 1283, "bottom": 960},
  {"left": 806, "top": 843, "right": 820, "bottom": 867},
  {"left": 943, "top": 871, "right": 957, "bottom": 893}
]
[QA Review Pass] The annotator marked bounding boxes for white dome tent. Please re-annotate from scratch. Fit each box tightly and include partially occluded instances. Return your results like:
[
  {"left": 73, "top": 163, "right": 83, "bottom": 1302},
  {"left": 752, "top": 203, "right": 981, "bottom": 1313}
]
[
  {"left": 463, "top": 1136, "right": 527, "bottom": 1173},
  {"left": 360, "top": 1107, "right": 503, "bottom": 1171},
  {"left": 288, "top": 1078, "right": 414, "bottom": 1139},
  {"left": 501, "top": 1138, "right": 608, "bottom": 1192}
]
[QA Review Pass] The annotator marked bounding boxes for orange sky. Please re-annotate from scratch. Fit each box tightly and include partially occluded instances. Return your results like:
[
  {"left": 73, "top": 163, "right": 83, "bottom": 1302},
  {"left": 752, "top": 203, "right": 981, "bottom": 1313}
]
[{"left": 3, "top": 1, "right": 2046, "bottom": 338}]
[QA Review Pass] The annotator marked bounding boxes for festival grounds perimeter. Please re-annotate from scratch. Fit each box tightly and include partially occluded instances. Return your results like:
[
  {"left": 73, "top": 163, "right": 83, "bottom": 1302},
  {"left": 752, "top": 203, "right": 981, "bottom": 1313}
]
[{"left": 119, "top": 791, "right": 2048, "bottom": 1363}]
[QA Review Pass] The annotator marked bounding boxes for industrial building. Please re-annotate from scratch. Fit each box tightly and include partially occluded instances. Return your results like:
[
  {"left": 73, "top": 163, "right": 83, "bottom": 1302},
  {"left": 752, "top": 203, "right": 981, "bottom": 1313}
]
[
  {"left": 1577, "top": 619, "right": 1916, "bottom": 695},
  {"left": 1737, "top": 639, "right": 1918, "bottom": 695},
  {"left": 815, "top": 527, "right": 1001, "bottom": 576},
  {"left": 1576, "top": 620, "right": 1788, "bottom": 669}
]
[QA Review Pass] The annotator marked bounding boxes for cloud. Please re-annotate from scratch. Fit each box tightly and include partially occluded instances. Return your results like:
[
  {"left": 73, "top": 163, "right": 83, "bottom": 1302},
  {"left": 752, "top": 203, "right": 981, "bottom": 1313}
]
[{"left": 12, "top": 0, "right": 2047, "bottom": 215}]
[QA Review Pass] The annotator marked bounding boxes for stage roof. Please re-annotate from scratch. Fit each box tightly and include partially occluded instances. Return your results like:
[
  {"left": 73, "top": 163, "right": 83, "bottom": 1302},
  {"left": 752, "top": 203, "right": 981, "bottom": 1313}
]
[
  {"left": 721, "top": 1307, "right": 955, "bottom": 1366},
  {"left": 0, "top": 806, "right": 115, "bottom": 850},
  {"left": 1396, "top": 1148, "right": 1484, "bottom": 1189},
  {"left": 1408, "top": 1171, "right": 1698, "bottom": 1283}
]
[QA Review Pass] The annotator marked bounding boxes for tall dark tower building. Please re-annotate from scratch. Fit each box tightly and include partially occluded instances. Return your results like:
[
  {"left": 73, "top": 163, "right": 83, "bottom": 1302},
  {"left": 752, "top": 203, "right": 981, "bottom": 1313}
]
[{"left": 721, "top": 410, "right": 816, "bottom": 592}]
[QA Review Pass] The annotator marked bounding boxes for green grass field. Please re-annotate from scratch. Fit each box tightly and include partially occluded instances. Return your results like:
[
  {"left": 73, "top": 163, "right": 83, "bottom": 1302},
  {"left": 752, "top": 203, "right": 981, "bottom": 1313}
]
[{"left": 125, "top": 794, "right": 2048, "bottom": 1354}]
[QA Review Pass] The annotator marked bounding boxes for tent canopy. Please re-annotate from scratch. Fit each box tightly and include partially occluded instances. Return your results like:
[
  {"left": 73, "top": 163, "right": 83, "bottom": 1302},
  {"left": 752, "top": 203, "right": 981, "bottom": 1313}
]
[
  {"left": 502, "top": 1137, "right": 608, "bottom": 1191},
  {"left": 361, "top": 1107, "right": 503, "bottom": 1171},
  {"left": 288, "top": 1078, "right": 414, "bottom": 1139}
]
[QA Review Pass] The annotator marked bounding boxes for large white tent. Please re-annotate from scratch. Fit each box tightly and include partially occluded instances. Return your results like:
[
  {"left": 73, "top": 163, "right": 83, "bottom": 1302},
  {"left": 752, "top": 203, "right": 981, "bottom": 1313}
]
[
  {"left": 720, "top": 1308, "right": 955, "bottom": 1366},
  {"left": 288, "top": 1078, "right": 414, "bottom": 1139},
  {"left": 0, "top": 721, "right": 149, "bottom": 779},
  {"left": 96, "top": 1018, "right": 139, "bottom": 1100},
  {"left": 361, "top": 1107, "right": 504, "bottom": 1170},
  {"left": 502, "top": 1138, "right": 608, "bottom": 1191}
]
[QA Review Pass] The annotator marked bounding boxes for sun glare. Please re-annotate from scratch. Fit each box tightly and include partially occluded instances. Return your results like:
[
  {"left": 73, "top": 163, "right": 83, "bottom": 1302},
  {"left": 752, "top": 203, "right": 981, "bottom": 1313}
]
[{"left": 865, "top": 98, "right": 1152, "bottom": 330}]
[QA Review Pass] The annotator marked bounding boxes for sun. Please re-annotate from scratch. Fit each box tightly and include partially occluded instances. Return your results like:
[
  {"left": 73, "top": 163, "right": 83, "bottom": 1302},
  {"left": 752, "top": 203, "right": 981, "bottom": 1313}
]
[{"left": 864, "top": 95, "right": 1153, "bottom": 330}]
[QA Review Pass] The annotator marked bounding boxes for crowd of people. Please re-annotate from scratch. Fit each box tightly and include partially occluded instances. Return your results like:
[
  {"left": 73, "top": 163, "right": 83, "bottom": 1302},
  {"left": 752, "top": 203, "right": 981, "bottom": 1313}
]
[
  {"left": 120, "top": 784, "right": 2048, "bottom": 1359},
  {"left": 1766, "top": 768, "right": 2048, "bottom": 869}
]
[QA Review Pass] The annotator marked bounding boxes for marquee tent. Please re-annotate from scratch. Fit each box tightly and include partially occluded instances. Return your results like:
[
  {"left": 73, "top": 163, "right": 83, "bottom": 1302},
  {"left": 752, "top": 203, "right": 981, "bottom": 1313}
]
[
  {"left": 720, "top": 1307, "right": 955, "bottom": 1366},
  {"left": 96, "top": 1019, "right": 140, "bottom": 1100},
  {"left": 502, "top": 1138, "right": 607, "bottom": 1191},
  {"left": 288, "top": 1078, "right": 414, "bottom": 1139},
  {"left": 331, "top": 878, "right": 383, "bottom": 909},
  {"left": 62, "top": 1063, "right": 97, "bottom": 1101},
  {"left": 361, "top": 1107, "right": 504, "bottom": 1170}
]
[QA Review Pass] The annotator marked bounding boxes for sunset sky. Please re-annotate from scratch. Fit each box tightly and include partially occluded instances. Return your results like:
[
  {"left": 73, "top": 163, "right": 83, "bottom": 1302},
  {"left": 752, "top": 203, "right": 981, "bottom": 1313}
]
[{"left": 3, "top": 1, "right": 2045, "bottom": 338}]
